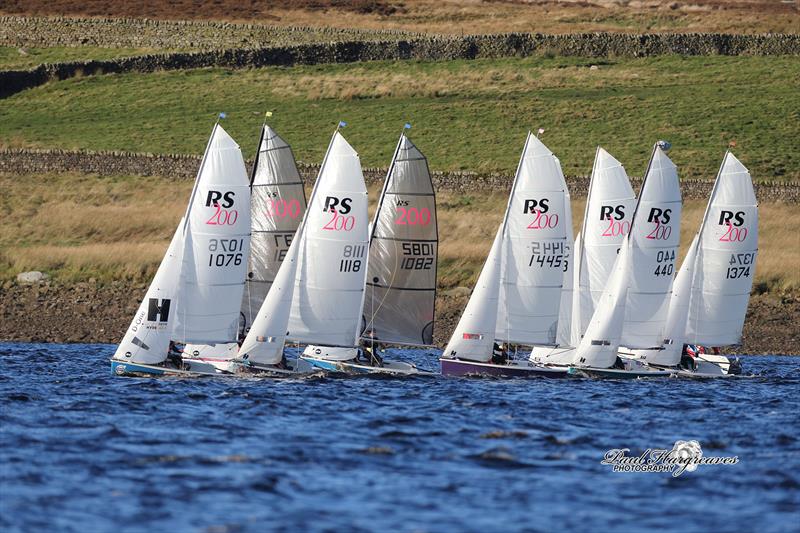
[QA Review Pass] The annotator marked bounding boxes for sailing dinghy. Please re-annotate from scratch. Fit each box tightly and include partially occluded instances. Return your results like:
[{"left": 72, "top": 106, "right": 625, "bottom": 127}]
[
  {"left": 569, "top": 144, "right": 681, "bottom": 378},
  {"left": 111, "top": 124, "right": 251, "bottom": 376},
  {"left": 353, "top": 131, "right": 438, "bottom": 374},
  {"left": 182, "top": 123, "right": 308, "bottom": 371},
  {"left": 530, "top": 147, "right": 637, "bottom": 367},
  {"left": 440, "top": 133, "right": 570, "bottom": 377},
  {"left": 624, "top": 151, "right": 758, "bottom": 377}
]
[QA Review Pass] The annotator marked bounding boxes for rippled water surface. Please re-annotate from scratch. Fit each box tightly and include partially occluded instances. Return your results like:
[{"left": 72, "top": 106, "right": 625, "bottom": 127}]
[{"left": 1, "top": 343, "right": 799, "bottom": 532}]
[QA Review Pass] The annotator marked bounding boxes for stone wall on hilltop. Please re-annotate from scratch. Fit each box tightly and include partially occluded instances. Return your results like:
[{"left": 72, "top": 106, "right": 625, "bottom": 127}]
[{"left": 2, "top": 148, "right": 798, "bottom": 203}]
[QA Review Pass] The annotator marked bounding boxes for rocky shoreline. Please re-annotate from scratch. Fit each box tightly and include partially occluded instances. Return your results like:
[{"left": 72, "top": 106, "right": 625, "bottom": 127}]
[{"left": 1, "top": 280, "right": 797, "bottom": 355}]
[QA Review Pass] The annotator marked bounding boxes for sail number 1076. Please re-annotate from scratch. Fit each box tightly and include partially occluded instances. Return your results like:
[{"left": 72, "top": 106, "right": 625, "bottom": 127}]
[{"left": 208, "top": 238, "right": 244, "bottom": 267}]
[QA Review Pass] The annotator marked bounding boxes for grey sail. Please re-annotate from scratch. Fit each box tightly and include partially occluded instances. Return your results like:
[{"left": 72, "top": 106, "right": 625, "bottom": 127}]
[
  {"left": 363, "top": 134, "right": 438, "bottom": 346},
  {"left": 240, "top": 125, "right": 307, "bottom": 331}
]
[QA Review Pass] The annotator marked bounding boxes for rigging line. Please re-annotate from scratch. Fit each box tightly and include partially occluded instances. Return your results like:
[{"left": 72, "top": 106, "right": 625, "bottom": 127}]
[{"left": 364, "top": 132, "right": 405, "bottom": 336}]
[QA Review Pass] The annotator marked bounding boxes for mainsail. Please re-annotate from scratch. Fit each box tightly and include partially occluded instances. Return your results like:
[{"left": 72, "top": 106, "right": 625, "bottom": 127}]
[
  {"left": 241, "top": 124, "right": 307, "bottom": 330},
  {"left": 363, "top": 134, "right": 438, "bottom": 346},
  {"left": 496, "top": 133, "right": 570, "bottom": 346},
  {"left": 286, "top": 131, "right": 369, "bottom": 347},
  {"left": 574, "top": 144, "right": 682, "bottom": 367},
  {"left": 174, "top": 124, "right": 251, "bottom": 344},
  {"left": 619, "top": 146, "right": 682, "bottom": 349},
  {"left": 113, "top": 222, "right": 184, "bottom": 364},
  {"left": 647, "top": 151, "right": 758, "bottom": 366},
  {"left": 442, "top": 225, "right": 504, "bottom": 363},
  {"left": 575, "top": 147, "right": 637, "bottom": 337}
]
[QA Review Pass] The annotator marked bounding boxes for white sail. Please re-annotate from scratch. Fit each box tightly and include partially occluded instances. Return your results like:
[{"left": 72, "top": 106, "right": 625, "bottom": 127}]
[
  {"left": 174, "top": 124, "right": 251, "bottom": 344},
  {"left": 576, "top": 147, "right": 637, "bottom": 337},
  {"left": 573, "top": 235, "right": 632, "bottom": 368},
  {"left": 363, "top": 134, "right": 438, "bottom": 346},
  {"left": 443, "top": 225, "right": 504, "bottom": 363},
  {"left": 287, "top": 131, "right": 369, "bottom": 346},
  {"left": 646, "top": 234, "right": 699, "bottom": 366},
  {"left": 685, "top": 152, "right": 758, "bottom": 345},
  {"left": 241, "top": 124, "right": 307, "bottom": 330},
  {"left": 619, "top": 147, "right": 682, "bottom": 349},
  {"left": 113, "top": 222, "right": 185, "bottom": 364},
  {"left": 555, "top": 189, "right": 574, "bottom": 347},
  {"left": 238, "top": 222, "right": 302, "bottom": 365},
  {"left": 496, "top": 133, "right": 570, "bottom": 346}
]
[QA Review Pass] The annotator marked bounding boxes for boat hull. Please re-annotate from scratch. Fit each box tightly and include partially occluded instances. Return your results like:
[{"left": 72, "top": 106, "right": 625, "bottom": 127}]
[
  {"left": 440, "top": 358, "right": 568, "bottom": 378},
  {"left": 568, "top": 366, "right": 675, "bottom": 379},
  {"left": 301, "top": 355, "right": 434, "bottom": 376},
  {"left": 110, "top": 359, "right": 208, "bottom": 377}
]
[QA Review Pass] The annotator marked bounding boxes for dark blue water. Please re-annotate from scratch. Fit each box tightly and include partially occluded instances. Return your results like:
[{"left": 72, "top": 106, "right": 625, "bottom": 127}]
[{"left": 1, "top": 343, "right": 798, "bottom": 533}]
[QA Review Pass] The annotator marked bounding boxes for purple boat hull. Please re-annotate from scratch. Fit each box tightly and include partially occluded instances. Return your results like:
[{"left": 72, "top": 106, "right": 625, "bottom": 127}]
[{"left": 439, "top": 358, "right": 568, "bottom": 378}]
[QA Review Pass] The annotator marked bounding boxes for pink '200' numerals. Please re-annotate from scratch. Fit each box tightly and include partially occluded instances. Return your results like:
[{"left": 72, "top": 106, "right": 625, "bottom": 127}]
[
  {"left": 527, "top": 209, "right": 559, "bottom": 230},
  {"left": 645, "top": 220, "right": 672, "bottom": 240},
  {"left": 719, "top": 221, "right": 748, "bottom": 242},
  {"left": 206, "top": 204, "right": 239, "bottom": 225},
  {"left": 395, "top": 207, "right": 432, "bottom": 226},
  {"left": 322, "top": 209, "right": 355, "bottom": 231},
  {"left": 267, "top": 198, "right": 302, "bottom": 220}
]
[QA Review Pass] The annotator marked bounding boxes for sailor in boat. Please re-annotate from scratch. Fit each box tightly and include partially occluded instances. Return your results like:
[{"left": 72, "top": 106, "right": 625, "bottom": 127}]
[
  {"left": 491, "top": 343, "right": 508, "bottom": 365},
  {"left": 680, "top": 344, "right": 701, "bottom": 371},
  {"left": 167, "top": 341, "right": 186, "bottom": 369},
  {"left": 360, "top": 329, "right": 385, "bottom": 367}
]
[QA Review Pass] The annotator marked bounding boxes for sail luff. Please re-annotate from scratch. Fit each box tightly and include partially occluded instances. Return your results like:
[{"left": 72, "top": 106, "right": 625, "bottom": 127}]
[{"left": 182, "top": 123, "right": 218, "bottom": 234}]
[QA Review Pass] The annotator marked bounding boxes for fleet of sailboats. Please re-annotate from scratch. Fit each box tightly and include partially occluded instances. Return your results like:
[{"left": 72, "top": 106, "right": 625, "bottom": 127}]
[{"left": 110, "top": 119, "right": 760, "bottom": 380}]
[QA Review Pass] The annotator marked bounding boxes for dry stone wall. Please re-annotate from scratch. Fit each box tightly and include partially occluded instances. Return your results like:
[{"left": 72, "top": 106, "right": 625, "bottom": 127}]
[
  {"left": 2, "top": 31, "right": 799, "bottom": 98},
  {"left": 2, "top": 148, "right": 797, "bottom": 203},
  {"left": 0, "top": 16, "right": 418, "bottom": 49}
]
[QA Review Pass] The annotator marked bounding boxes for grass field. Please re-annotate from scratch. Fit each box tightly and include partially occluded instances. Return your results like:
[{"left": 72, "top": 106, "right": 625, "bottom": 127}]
[
  {"left": 2, "top": 0, "right": 798, "bottom": 35},
  {"left": 2, "top": 172, "right": 797, "bottom": 293},
  {"left": 1, "top": 56, "right": 798, "bottom": 181}
]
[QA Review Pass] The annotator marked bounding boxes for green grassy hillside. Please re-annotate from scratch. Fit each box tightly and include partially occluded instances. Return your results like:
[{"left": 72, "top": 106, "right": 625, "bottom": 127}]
[{"left": 1, "top": 55, "right": 798, "bottom": 180}]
